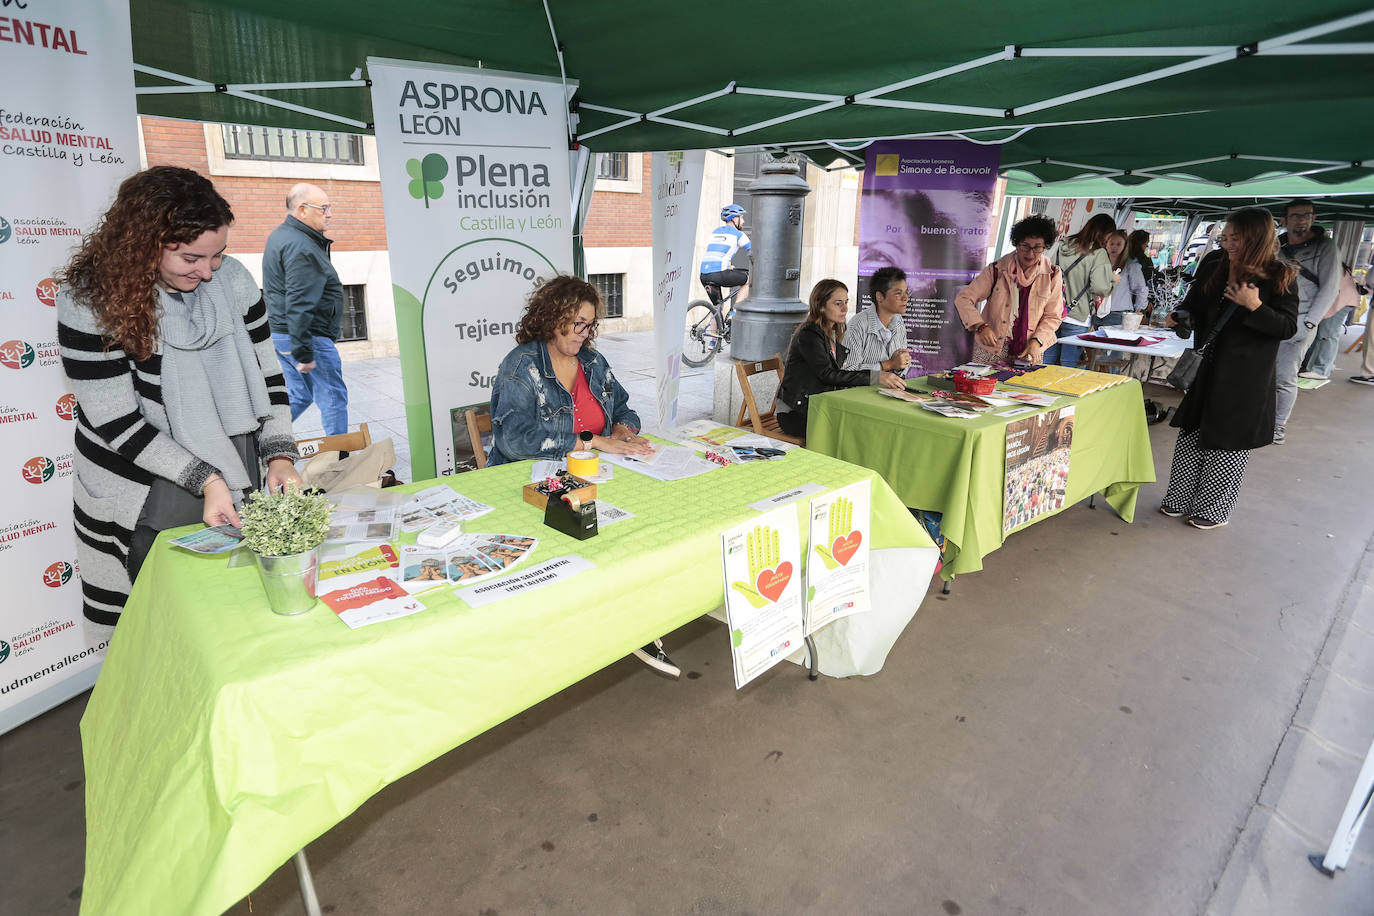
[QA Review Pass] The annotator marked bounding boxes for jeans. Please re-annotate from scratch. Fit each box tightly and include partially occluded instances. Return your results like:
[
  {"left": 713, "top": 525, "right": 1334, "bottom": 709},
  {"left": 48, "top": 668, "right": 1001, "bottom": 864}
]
[
  {"left": 1046, "top": 322, "right": 1089, "bottom": 368},
  {"left": 1274, "top": 322, "right": 1319, "bottom": 427},
  {"left": 1304, "top": 306, "right": 1353, "bottom": 378},
  {"left": 272, "top": 332, "right": 349, "bottom": 435}
]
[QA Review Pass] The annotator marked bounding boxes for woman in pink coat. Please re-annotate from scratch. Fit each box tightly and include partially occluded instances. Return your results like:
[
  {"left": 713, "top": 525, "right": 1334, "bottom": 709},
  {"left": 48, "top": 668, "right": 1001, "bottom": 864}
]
[{"left": 954, "top": 214, "right": 1065, "bottom": 366}]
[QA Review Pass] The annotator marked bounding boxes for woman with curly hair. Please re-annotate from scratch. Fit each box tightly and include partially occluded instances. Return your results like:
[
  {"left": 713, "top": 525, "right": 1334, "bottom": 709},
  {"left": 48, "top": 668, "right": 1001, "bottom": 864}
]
[
  {"left": 489, "top": 276, "right": 677, "bottom": 675},
  {"left": 954, "top": 213, "right": 1065, "bottom": 365},
  {"left": 488, "top": 274, "right": 652, "bottom": 466},
  {"left": 1160, "top": 207, "right": 1298, "bottom": 529},
  {"left": 58, "top": 166, "right": 301, "bottom": 627}
]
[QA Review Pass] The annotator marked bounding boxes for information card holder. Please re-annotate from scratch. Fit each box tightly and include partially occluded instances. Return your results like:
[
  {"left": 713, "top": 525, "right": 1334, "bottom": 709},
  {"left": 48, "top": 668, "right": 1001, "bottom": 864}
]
[{"left": 543, "top": 496, "right": 599, "bottom": 540}]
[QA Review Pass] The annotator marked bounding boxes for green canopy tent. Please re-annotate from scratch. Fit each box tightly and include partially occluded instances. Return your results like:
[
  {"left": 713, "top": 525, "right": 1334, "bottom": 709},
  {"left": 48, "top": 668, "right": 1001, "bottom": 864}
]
[
  {"left": 129, "top": 1, "right": 1374, "bottom": 185},
  {"left": 1002, "top": 172, "right": 1374, "bottom": 221}
]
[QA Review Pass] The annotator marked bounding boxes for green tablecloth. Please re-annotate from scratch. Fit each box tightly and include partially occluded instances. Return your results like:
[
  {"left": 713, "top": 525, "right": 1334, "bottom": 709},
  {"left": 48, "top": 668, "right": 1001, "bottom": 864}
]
[
  {"left": 80, "top": 449, "right": 930, "bottom": 916},
  {"left": 807, "top": 379, "right": 1156, "bottom": 578}
]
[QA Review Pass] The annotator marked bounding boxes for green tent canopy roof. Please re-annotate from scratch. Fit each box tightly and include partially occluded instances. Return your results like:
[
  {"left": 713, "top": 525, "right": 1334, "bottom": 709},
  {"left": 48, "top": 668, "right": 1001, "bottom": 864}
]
[
  {"left": 129, "top": 0, "right": 1374, "bottom": 187},
  {"left": 1002, "top": 171, "right": 1374, "bottom": 220}
]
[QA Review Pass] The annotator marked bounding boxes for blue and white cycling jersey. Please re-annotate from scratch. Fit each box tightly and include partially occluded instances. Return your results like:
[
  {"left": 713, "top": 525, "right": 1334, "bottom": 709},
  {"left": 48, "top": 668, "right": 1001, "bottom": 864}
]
[{"left": 698, "top": 224, "right": 751, "bottom": 274}]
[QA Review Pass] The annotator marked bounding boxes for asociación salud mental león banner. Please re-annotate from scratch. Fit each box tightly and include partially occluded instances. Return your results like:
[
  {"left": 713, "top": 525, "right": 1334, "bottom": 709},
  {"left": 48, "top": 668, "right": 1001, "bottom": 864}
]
[
  {"left": 0, "top": 0, "right": 138, "bottom": 733},
  {"left": 369, "top": 59, "right": 574, "bottom": 478}
]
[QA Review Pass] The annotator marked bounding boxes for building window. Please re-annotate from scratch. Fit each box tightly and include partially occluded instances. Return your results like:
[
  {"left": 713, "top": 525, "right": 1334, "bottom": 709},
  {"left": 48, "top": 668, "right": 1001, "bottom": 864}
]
[
  {"left": 596, "top": 153, "right": 629, "bottom": 181},
  {"left": 220, "top": 124, "right": 365, "bottom": 165},
  {"left": 590, "top": 273, "right": 624, "bottom": 319},
  {"left": 339, "top": 285, "right": 368, "bottom": 341}
]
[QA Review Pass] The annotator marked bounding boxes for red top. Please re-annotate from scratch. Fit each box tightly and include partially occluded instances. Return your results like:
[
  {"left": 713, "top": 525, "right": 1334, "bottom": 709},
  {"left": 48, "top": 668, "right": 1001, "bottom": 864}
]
[{"left": 570, "top": 363, "right": 606, "bottom": 435}]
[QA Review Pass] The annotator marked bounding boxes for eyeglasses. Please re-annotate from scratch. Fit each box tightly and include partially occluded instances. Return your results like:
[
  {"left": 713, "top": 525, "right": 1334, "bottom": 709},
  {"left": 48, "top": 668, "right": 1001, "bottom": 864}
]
[
  {"left": 1017, "top": 243, "right": 1047, "bottom": 254},
  {"left": 572, "top": 318, "right": 599, "bottom": 335},
  {"left": 302, "top": 203, "right": 333, "bottom": 214}
]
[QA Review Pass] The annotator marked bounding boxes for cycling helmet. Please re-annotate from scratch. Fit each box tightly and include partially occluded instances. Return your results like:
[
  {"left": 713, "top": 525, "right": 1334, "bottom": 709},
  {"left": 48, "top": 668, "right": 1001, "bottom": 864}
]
[{"left": 720, "top": 204, "right": 745, "bottom": 222}]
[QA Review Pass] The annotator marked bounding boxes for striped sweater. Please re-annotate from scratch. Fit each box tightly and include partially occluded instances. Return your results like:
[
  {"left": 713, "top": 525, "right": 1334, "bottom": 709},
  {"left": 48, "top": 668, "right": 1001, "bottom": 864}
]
[{"left": 58, "top": 256, "right": 298, "bottom": 625}]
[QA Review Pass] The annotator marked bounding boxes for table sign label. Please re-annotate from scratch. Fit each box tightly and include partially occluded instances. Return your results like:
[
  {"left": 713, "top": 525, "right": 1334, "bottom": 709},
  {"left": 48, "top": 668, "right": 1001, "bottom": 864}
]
[
  {"left": 454, "top": 555, "right": 596, "bottom": 607},
  {"left": 720, "top": 507, "right": 805, "bottom": 688},
  {"left": 748, "top": 482, "right": 828, "bottom": 514},
  {"left": 805, "top": 481, "right": 872, "bottom": 636},
  {"left": 1004, "top": 405, "right": 1076, "bottom": 533}
]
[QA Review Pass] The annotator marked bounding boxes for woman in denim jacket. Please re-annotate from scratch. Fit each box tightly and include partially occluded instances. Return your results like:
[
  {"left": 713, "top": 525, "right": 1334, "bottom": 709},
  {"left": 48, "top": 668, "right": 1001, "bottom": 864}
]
[{"left": 489, "top": 276, "right": 653, "bottom": 466}]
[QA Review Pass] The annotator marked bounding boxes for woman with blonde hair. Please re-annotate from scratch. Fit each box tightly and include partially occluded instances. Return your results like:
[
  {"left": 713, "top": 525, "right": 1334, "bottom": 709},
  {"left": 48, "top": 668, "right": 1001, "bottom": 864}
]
[
  {"left": 1100, "top": 228, "right": 1148, "bottom": 329},
  {"left": 1161, "top": 208, "right": 1298, "bottom": 529},
  {"left": 1047, "top": 212, "right": 1117, "bottom": 364},
  {"left": 775, "top": 279, "right": 905, "bottom": 438}
]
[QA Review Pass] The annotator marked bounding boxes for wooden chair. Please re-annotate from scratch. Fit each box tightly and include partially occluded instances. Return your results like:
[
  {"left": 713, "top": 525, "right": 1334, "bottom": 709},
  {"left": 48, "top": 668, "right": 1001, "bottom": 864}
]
[
  {"left": 296, "top": 422, "right": 371, "bottom": 459},
  {"left": 465, "top": 406, "right": 493, "bottom": 469},
  {"left": 734, "top": 356, "right": 805, "bottom": 446}
]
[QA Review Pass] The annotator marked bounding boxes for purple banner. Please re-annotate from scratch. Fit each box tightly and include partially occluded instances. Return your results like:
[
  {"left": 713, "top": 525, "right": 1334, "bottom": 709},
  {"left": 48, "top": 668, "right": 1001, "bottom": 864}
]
[{"left": 858, "top": 140, "right": 1001, "bottom": 376}]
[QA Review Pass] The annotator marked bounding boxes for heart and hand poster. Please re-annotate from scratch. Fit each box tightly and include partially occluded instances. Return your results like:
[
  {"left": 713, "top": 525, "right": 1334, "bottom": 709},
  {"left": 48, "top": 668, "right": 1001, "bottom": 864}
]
[
  {"left": 720, "top": 507, "right": 804, "bottom": 689},
  {"left": 1004, "top": 406, "right": 1075, "bottom": 533},
  {"left": 805, "top": 481, "right": 872, "bottom": 635}
]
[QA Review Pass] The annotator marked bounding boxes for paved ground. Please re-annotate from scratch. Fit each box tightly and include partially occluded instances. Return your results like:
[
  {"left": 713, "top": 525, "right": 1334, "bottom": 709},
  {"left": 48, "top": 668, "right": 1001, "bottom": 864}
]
[{"left": 5, "top": 327, "right": 1373, "bottom": 915}]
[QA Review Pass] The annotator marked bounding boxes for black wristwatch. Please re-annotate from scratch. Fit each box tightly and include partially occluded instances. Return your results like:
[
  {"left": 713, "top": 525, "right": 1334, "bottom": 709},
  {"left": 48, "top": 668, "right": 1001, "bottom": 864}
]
[
  {"left": 1304, "top": 321, "right": 1316, "bottom": 330},
  {"left": 579, "top": 430, "right": 594, "bottom": 446}
]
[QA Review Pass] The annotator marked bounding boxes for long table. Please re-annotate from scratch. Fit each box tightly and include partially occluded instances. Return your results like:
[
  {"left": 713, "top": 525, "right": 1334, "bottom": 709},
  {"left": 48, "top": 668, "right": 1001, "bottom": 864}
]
[
  {"left": 806, "top": 378, "right": 1155, "bottom": 579},
  {"left": 79, "top": 449, "right": 936, "bottom": 915}
]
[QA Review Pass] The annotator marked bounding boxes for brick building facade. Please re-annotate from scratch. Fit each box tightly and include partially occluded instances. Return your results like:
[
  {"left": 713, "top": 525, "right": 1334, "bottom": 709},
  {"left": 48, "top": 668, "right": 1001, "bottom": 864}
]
[{"left": 138, "top": 118, "right": 861, "bottom": 359}]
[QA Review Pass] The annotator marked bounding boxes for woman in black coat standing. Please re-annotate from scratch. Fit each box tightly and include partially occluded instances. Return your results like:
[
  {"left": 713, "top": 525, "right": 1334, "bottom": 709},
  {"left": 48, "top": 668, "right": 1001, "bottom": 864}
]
[
  {"left": 1161, "top": 208, "right": 1298, "bottom": 530},
  {"left": 775, "top": 279, "right": 905, "bottom": 438}
]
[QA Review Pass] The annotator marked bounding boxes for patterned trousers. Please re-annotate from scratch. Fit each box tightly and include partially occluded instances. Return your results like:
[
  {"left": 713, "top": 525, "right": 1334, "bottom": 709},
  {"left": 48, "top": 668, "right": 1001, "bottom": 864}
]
[{"left": 1161, "top": 429, "right": 1251, "bottom": 523}]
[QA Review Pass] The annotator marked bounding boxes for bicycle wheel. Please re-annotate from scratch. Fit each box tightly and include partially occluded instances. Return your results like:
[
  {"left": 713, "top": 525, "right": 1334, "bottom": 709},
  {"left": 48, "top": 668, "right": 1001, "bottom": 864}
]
[{"left": 682, "top": 300, "right": 722, "bottom": 368}]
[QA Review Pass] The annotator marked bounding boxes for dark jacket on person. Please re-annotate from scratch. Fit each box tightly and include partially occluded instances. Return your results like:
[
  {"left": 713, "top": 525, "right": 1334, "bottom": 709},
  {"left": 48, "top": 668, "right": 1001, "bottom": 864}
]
[
  {"left": 777, "top": 323, "right": 872, "bottom": 424},
  {"left": 262, "top": 215, "right": 344, "bottom": 364},
  {"left": 1170, "top": 256, "right": 1299, "bottom": 451}
]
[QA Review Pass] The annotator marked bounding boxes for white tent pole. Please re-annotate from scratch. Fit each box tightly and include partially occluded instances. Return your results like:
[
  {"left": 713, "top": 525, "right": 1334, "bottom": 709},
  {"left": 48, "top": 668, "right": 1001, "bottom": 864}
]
[
  {"left": 1266, "top": 42, "right": 1374, "bottom": 55},
  {"left": 646, "top": 115, "right": 730, "bottom": 136},
  {"left": 736, "top": 87, "right": 838, "bottom": 102},
  {"left": 134, "top": 63, "right": 367, "bottom": 128},
  {"left": 1021, "top": 47, "right": 1229, "bottom": 57},
  {"left": 854, "top": 51, "right": 1008, "bottom": 99},
  {"left": 649, "top": 84, "right": 737, "bottom": 118},
  {"left": 734, "top": 100, "right": 846, "bottom": 136},
  {"left": 858, "top": 99, "right": 1005, "bottom": 118},
  {"left": 1016, "top": 10, "right": 1374, "bottom": 118},
  {"left": 222, "top": 90, "right": 368, "bottom": 129}
]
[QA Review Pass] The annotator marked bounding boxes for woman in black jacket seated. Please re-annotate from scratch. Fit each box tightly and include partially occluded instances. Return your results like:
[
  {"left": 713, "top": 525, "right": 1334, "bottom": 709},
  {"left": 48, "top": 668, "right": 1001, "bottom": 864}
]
[
  {"left": 775, "top": 279, "right": 905, "bottom": 438},
  {"left": 1161, "top": 207, "right": 1298, "bottom": 530}
]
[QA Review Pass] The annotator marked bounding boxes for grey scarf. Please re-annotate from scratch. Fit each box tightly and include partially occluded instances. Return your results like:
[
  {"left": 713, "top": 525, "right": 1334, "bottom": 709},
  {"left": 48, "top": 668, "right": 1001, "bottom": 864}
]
[{"left": 157, "top": 282, "right": 272, "bottom": 492}]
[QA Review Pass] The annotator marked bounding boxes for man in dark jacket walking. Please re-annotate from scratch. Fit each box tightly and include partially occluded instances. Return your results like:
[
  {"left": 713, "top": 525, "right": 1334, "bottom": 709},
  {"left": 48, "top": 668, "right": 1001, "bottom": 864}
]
[{"left": 264, "top": 183, "right": 349, "bottom": 435}]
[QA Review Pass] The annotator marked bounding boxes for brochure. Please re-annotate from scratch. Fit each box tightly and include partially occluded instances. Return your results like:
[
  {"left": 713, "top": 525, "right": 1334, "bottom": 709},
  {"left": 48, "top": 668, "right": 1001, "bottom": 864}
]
[
  {"left": 806, "top": 481, "right": 872, "bottom": 636},
  {"left": 319, "top": 576, "right": 426, "bottom": 629},
  {"left": 396, "top": 533, "right": 539, "bottom": 590},
  {"left": 720, "top": 505, "right": 805, "bottom": 688},
  {"left": 318, "top": 541, "right": 402, "bottom": 592},
  {"left": 169, "top": 525, "right": 243, "bottom": 554}
]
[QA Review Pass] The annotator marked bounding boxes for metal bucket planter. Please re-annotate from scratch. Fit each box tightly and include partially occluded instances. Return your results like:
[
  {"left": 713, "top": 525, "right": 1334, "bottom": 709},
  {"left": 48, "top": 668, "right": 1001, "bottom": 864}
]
[{"left": 254, "top": 548, "right": 320, "bottom": 615}]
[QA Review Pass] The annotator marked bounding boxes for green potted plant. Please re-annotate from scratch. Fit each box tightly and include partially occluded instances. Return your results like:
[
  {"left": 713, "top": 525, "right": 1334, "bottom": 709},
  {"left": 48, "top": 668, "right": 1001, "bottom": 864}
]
[{"left": 238, "top": 488, "right": 332, "bottom": 615}]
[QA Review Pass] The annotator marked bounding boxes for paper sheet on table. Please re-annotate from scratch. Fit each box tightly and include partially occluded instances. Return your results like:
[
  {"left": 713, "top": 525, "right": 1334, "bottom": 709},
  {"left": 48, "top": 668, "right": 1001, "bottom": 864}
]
[{"left": 602, "top": 443, "right": 717, "bottom": 480}]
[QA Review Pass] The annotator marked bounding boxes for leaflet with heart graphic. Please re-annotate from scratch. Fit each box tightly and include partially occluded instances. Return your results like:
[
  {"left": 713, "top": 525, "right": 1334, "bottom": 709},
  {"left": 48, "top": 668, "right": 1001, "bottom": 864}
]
[
  {"left": 805, "top": 480, "right": 872, "bottom": 635},
  {"left": 720, "top": 506, "right": 804, "bottom": 689}
]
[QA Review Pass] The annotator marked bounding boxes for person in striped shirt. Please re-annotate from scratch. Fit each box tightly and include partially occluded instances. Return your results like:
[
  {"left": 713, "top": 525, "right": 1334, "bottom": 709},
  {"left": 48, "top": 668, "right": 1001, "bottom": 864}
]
[
  {"left": 697, "top": 203, "right": 751, "bottom": 306},
  {"left": 841, "top": 267, "right": 913, "bottom": 376}
]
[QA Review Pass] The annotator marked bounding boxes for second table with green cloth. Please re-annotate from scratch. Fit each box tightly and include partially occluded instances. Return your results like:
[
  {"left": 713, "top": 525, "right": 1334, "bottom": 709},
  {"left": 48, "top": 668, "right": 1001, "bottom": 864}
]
[
  {"left": 806, "top": 378, "right": 1156, "bottom": 579},
  {"left": 79, "top": 446, "right": 937, "bottom": 916}
]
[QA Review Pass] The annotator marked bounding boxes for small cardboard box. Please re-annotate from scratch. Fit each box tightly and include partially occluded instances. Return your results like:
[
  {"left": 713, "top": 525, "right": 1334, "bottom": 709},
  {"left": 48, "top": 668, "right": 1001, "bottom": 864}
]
[{"left": 522, "top": 476, "right": 597, "bottom": 510}]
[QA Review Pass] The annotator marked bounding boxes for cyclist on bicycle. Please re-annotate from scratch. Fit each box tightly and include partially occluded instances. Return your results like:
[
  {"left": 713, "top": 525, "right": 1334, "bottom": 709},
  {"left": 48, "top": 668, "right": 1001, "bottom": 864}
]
[{"left": 698, "top": 204, "right": 751, "bottom": 307}]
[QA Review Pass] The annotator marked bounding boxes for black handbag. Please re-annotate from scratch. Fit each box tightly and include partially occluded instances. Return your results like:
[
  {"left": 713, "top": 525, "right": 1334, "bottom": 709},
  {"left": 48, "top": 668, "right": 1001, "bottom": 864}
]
[{"left": 1166, "top": 300, "right": 1240, "bottom": 391}]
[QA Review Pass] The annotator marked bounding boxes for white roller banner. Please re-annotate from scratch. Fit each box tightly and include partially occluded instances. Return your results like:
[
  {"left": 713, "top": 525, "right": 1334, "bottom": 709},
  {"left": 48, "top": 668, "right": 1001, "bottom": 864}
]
[
  {"left": 368, "top": 59, "right": 574, "bottom": 478},
  {"left": 0, "top": 0, "right": 138, "bottom": 732},
  {"left": 650, "top": 150, "right": 705, "bottom": 431}
]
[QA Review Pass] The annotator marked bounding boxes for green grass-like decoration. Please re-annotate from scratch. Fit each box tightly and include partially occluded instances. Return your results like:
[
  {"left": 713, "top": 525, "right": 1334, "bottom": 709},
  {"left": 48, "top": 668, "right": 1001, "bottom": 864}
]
[{"left": 238, "top": 488, "right": 332, "bottom": 557}]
